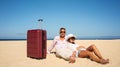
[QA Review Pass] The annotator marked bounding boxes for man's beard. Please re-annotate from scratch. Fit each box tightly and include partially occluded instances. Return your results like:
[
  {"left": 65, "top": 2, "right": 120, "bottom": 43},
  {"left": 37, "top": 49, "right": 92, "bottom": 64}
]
[{"left": 60, "top": 35, "right": 65, "bottom": 38}]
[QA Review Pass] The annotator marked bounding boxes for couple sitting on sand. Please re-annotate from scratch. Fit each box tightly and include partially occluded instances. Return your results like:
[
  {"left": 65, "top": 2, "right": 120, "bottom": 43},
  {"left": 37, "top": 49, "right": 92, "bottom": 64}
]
[{"left": 47, "top": 27, "right": 109, "bottom": 64}]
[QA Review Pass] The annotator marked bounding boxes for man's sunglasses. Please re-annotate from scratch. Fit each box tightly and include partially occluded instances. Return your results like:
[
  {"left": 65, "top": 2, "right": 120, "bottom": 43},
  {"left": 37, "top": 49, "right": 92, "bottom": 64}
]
[{"left": 60, "top": 31, "right": 66, "bottom": 33}]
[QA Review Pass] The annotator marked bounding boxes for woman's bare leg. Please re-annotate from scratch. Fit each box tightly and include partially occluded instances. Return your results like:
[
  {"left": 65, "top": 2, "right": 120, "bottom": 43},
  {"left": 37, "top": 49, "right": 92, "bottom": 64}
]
[
  {"left": 78, "top": 50, "right": 109, "bottom": 64},
  {"left": 79, "top": 50, "right": 101, "bottom": 62},
  {"left": 87, "top": 44, "right": 103, "bottom": 59}
]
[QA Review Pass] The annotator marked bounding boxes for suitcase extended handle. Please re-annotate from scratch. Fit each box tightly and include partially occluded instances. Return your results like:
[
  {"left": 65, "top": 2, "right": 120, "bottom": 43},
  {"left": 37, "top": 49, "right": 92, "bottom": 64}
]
[{"left": 38, "top": 19, "right": 43, "bottom": 29}]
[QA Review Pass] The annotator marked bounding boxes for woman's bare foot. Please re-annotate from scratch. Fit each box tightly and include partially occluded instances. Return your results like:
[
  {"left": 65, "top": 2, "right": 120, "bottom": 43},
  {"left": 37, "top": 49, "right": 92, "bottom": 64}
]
[{"left": 100, "top": 59, "right": 109, "bottom": 64}]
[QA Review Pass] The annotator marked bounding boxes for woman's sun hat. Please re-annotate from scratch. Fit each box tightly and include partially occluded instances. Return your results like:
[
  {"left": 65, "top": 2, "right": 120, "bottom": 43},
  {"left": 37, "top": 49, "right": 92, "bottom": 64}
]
[{"left": 66, "top": 34, "right": 76, "bottom": 41}]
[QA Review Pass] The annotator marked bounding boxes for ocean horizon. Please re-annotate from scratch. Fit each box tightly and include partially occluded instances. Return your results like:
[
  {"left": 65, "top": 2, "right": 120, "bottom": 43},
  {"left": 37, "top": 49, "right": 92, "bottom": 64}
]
[{"left": 0, "top": 36, "right": 120, "bottom": 41}]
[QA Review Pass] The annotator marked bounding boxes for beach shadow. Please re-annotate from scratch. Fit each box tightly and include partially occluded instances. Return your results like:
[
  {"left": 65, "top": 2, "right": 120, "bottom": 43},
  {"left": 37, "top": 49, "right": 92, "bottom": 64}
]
[
  {"left": 27, "top": 56, "right": 46, "bottom": 60},
  {"left": 51, "top": 51, "right": 56, "bottom": 54}
]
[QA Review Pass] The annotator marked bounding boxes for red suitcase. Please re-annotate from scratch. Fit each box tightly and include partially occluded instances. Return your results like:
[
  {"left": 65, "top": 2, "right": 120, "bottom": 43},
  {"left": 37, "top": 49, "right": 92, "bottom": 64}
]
[{"left": 27, "top": 29, "right": 47, "bottom": 59}]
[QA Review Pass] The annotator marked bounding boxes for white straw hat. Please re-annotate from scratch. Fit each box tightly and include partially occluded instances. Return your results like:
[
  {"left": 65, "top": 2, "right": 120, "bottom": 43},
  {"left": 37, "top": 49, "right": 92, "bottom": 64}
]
[{"left": 66, "top": 34, "right": 76, "bottom": 41}]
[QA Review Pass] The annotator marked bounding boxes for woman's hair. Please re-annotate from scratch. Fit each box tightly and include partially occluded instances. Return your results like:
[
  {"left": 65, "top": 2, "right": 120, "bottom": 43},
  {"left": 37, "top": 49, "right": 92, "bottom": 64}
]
[{"left": 67, "top": 37, "right": 75, "bottom": 43}]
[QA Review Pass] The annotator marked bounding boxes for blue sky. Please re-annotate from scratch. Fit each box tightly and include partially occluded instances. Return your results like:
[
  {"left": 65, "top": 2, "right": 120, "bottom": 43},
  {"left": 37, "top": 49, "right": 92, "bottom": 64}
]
[{"left": 0, "top": 0, "right": 120, "bottom": 39}]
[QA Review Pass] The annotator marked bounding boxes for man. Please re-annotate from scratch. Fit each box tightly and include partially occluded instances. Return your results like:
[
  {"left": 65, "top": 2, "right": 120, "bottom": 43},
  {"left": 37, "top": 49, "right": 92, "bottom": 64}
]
[{"left": 47, "top": 28, "right": 76, "bottom": 63}]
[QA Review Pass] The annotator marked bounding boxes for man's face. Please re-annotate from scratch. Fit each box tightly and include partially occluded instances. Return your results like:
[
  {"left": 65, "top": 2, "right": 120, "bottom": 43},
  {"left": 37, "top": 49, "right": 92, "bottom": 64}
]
[{"left": 60, "top": 29, "right": 66, "bottom": 38}]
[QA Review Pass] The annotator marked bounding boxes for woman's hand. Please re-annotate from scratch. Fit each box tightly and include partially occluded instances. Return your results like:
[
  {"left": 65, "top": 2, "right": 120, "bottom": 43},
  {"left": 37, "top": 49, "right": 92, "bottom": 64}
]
[{"left": 76, "top": 46, "right": 85, "bottom": 50}]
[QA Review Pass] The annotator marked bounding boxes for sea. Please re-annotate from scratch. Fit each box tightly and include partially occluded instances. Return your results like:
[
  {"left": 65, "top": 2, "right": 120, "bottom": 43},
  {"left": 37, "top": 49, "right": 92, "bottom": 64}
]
[{"left": 0, "top": 36, "right": 120, "bottom": 41}]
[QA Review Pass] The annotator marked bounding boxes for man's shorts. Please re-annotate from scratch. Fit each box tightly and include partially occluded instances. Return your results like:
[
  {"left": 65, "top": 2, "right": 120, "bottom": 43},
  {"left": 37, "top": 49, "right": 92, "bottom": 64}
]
[{"left": 55, "top": 47, "right": 73, "bottom": 60}]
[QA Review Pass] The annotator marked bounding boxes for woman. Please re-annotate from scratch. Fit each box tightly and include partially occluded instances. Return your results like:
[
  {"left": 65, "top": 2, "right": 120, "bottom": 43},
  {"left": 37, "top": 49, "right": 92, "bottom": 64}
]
[{"left": 66, "top": 34, "right": 109, "bottom": 64}]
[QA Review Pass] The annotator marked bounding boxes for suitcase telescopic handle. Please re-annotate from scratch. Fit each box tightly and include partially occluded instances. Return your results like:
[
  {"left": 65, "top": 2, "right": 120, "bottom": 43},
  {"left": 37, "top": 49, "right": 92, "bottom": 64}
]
[{"left": 38, "top": 19, "right": 43, "bottom": 29}]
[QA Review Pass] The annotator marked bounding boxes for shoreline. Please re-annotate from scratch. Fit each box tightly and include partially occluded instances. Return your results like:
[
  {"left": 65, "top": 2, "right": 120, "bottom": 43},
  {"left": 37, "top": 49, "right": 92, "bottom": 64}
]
[{"left": 0, "top": 39, "right": 120, "bottom": 41}]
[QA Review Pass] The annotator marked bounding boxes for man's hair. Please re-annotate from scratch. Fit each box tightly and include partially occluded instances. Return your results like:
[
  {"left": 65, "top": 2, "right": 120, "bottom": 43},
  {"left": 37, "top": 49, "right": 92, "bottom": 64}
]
[{"left": 60, "top": 27, "right": 66, "bottom": 31}]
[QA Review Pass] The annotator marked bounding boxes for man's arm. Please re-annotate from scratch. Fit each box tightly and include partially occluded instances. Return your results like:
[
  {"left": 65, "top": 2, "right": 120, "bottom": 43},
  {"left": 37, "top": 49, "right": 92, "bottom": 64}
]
[{"left": 47, "top": 36, "right": 57, "bottom": 54}]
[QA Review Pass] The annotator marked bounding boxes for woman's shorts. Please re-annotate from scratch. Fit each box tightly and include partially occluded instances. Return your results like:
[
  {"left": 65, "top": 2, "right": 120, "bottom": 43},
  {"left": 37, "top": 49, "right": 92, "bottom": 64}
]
[{"left": 78, "top": 48, "right": 86, "bottom": 55}]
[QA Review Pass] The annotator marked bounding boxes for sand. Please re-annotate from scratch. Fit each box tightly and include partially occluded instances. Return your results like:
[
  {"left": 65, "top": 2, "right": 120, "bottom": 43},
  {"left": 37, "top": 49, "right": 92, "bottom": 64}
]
[{"left": 0, "top": 40, "right": 120, "bottom": 67}]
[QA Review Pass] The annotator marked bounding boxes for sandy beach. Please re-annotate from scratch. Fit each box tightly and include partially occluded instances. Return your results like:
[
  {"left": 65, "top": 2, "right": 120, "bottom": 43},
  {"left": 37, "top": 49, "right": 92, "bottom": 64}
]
[{"left": 0, "top": 40, "right": 120, "bottom": 67}]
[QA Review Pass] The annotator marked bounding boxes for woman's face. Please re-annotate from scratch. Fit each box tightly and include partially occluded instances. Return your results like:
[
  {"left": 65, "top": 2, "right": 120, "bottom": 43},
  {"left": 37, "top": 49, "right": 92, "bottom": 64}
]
[
  {"left": 60, "top": 29, "right": 66, "bottom": 38},
  {"left": 69, "top": 37, "right": 75, "bottom": 44}
]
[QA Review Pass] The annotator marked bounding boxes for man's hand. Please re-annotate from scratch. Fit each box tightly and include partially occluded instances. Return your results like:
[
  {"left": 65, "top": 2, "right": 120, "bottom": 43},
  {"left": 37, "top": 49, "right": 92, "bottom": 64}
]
[{"left": 47, "top": 50, "right": 51, "bottom": 54}]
